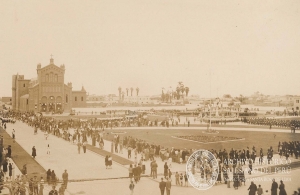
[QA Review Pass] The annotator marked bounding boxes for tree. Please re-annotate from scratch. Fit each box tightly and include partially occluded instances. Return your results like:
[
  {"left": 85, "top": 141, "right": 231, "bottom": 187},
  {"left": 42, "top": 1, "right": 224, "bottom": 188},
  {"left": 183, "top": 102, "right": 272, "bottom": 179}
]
[
  {"left": 118, "top": 87, "right": 122, "bottom": 99},
  {"left": 121, "top": 91, "right": 125, "bottom": 101},
  {"left": 239, "top": 94, "right": 244, "bottom": 103},
  {"left": 126, "top": 88, "right": 129, "bottom": 96},
  {"left": 176, "top": 86, "right": 180, "bottom": 100},
  {"left": 161, "top": 92, "right": 165, "bottom": 102},
  {"left": 130, "top": 87, "right": 133, "bottom": 96},
  {"left": 185, "top": 87, "right": 189, "bottom": 96},
  {"left": 136, "top": 87, "right": 139, "bottom": 96}
]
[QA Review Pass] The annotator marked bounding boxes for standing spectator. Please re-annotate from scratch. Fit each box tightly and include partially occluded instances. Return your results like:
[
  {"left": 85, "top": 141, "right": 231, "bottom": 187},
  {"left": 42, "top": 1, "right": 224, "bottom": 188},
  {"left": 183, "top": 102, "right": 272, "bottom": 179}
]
[
  {"left": 164, "top": 162, "right": 168, "bottom": 179},
  {"left": 128, "top": 164, "right": 133, "bottom": 180},
  {"left": 51, "top": 170, "right": 57, "bottom": 186},
  {"left": 129, "top": 181, "right": 135, "bottom": 195},
  {"left": 82, "top": 141, "right": 87, "bottom": 153},
  {"left": 128, "top": 146, "right": 132, "bottom": 159},
  {"left": 22, "top": 164, "right": 27, "bottom": 175},
  {"left": 62, "top": 170, "right": 68, "bottom": 189},
  {"left": 184, "top": 172, "right": 188, "bottom": 187},
  {"left": 257, "top": 184, "right": 263, "bottom": 195},
  {"left": 159, "top": 178, "right": 166, "bottom": 195},
  {"left": 39, "top": 183, "right": 44, "bottom": 195},
  {"left": 47, "top": 169, "right": 51, "bottom": 184},
  {"left": 32, "top": 146, "right": 37, "bottom": 159},
  {"left": 175, "top": 172, "right": 180, "bottom": 185},
  {"left": 105, "top": 156, "right": 108, "bottom": 169},
  {"left": 166, "top": 177, "right": 172, "bottom": 195},
  {"left": 8, "top": 163, "right": 12, "bottom": 180},
  {"left": 33, "top": 175, "right": 39, "bottom": 195},
  {"left": 7, "top": 145, "right": 12, "bottom": 158},
  {"left": 152, "top": 160, "right": 158, "bottom": 179},
  {"left": 2, "top": 159, "right": 8, "bottom": 176},
  {"left": 12, "top": 129, "right": 15, "bottom": 143},
  {"left": 168, "top": 169, "right": 172, "bottom": 180},
  {"left": 108, "top": 155, "right": 112, "bottom": 169},
  {"left": 278, "top": 180, "right": 287, "bottom": 195},
  {"left": 271, "top": 179, "right": 278, "bottom": 195},
  {"left": 179, "top": 173, "right": 183, "bottom": 186},
  {"left": 248, "top": 181, "right": 257, "bottom": 195}
]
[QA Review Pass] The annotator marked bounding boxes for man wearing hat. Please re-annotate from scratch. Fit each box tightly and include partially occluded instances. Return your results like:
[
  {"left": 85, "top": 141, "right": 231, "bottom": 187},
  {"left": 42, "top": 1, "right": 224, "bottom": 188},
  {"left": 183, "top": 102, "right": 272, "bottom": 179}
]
[{"left": 271, "top": 179, "right": 278, "bottom": 195}]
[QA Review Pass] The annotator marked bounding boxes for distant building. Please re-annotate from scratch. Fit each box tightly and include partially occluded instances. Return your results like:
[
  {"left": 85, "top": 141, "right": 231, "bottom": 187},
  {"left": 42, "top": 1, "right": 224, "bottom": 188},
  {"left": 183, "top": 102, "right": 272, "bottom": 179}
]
[
  {"left": 12, "top": 57, "right": 87, "bottom": 112},
  {"left": 293, "top": 96, "right": 300, "bottom": 111},
  {"left": 122, "top": 96, "right": 151, "bottom": 104},
  {"left": 1, "top": 97, "right": 12, "bottom": 104}
]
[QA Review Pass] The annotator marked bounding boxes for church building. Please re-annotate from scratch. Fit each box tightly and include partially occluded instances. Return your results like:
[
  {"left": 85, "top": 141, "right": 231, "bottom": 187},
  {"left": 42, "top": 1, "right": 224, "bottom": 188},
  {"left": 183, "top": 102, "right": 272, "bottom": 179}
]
[{"left": 12, "top": 57, "right": 87, "bottom": 113}]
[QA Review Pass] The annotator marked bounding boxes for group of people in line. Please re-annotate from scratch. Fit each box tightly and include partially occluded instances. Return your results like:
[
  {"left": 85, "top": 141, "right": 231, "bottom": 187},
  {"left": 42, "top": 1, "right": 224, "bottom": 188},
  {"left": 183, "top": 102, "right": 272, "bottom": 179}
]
[{"left": 242, "top": 117, "right": 300, "bottom": 130}]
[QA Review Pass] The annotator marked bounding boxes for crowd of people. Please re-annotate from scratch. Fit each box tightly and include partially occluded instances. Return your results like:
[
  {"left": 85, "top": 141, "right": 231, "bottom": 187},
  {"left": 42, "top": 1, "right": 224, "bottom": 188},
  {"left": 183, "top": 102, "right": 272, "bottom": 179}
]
[
  {"left": 242, "top": 117, "right": 300, "bottom": 130},
  {"left": 1, "top": 110, "right": 300, "bottom": 194}
]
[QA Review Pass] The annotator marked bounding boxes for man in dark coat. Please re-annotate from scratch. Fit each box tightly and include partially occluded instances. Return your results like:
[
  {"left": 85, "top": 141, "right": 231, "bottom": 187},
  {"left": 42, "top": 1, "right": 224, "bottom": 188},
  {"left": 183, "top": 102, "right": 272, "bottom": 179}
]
[
  {"left": 248, "top": 181, "right": 257, "bottom": 195},
  {"left": 32, "top": 146, "right": 37, "bottom": 158},
  {"left": 271, "top": 179, "right": 278, "bottom": 195},
  {"left": 7, "top": 145, "right": 12, "bottom": 158},
  {"left": 159, "top": 178, "right": 166, "bottom": 195}
]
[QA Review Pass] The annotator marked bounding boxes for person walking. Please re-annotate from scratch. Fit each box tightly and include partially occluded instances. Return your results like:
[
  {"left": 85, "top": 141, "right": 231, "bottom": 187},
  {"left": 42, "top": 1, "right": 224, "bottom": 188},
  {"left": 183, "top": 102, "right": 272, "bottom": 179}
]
[
  {"left": 12, "top": 129, "right": 15, "bottom": 143},
  {"left": 62, "top": 170, "right": 68, "bottom": 189},
  {"left": 47, "top": 144, "right": 50, "bottom": 155},
  {"left": 166, "top": 177, "right": 172, "bottom": 195},
  {"left": 278, "top": 180, "right": 287, "bottom": 195},
  {"left": 32, "top": 146, "right": 37, "bottom": 159},
  {"left": 257, "top": 184, "right": 264, "bottom": 195},
  {"left": 159, "top": 178, "right": 166, "bottom": 195},
  {"left": 129, "top": 181, "right": 135, "bottom": 195},
  {"left": 271, "top": 179, "right": 278, "bottom": 195}
]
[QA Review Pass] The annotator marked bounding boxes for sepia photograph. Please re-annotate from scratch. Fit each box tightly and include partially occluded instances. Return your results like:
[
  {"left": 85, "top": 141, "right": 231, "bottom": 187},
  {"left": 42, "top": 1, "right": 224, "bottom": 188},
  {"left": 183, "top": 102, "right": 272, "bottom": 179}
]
[{"left": 0, "top": 0, "right": 300, "bottom": 194}]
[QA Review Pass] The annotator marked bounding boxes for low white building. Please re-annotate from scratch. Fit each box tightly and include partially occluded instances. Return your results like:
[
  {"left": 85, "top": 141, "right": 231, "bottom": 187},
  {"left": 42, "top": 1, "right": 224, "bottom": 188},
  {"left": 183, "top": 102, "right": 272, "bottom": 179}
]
[{"left": 293, "top": 96, "right": 300, "bottom": 111}]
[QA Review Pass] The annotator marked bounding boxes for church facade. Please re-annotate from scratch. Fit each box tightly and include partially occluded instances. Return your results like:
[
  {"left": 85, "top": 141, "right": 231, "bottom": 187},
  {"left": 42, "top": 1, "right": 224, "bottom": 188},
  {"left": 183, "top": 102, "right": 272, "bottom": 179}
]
[{"left": 12, "top": 57, "right": 86, "bottom": 113}]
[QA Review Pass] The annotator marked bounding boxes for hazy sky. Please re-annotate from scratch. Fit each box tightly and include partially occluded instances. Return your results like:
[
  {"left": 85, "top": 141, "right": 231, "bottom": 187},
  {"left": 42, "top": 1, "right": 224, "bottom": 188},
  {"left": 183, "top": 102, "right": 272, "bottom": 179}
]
[{"left": 0, "top": 0, "right": 299, "bottom": 98}]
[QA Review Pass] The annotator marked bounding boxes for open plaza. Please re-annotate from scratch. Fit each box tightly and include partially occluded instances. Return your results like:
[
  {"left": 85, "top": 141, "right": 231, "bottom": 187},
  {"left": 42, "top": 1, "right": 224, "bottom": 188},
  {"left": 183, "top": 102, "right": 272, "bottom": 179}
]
[{"left": 1, "top": 105, "right": 300, "bottom": 195}]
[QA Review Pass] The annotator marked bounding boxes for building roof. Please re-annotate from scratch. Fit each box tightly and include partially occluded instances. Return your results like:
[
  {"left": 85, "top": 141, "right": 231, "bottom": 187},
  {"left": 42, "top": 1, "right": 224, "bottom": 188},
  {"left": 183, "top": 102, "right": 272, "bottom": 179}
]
[{"left": 20, "top": 94, "right": 29, "bottom": 99}]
